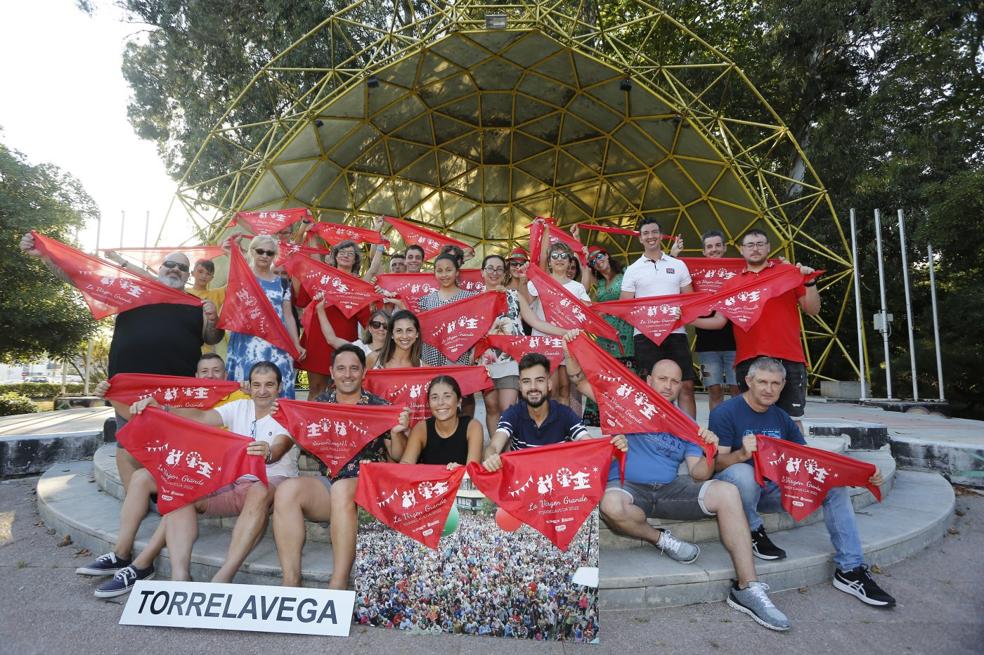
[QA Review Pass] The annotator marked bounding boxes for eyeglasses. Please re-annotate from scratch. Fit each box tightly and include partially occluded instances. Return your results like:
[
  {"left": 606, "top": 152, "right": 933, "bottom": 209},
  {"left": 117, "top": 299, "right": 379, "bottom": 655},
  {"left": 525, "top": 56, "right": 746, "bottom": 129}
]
[
  {"left": 508, "top": 260, "right": 527, "bottom": 267},
  {"left": 336, "top": 249, "right": 356, "bottom": 257},
  {"left": 741, "top": 241, "right": 769, "bottom": 250},
  {"left": 588, "top": 252, "right": 606, "bottom": 264},
  {"left": 162, "top": 260, "right": 189, "bottom": 272},
  {"left": 483, "top": 266, "right": 505, "bottom": 274},
  {"left": 253, "top": 248, "right": 276, "bottom": 257},
  {"left": 368, "top": 320, "right": 387, "bottom": 329},
  {"left": 549, "top": 252, "right": 570, "bottom": 260}
]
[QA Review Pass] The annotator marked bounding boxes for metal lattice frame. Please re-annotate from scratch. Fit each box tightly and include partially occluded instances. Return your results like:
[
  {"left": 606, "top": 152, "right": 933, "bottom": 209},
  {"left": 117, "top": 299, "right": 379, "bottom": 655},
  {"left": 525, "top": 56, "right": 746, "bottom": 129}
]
[{"left": 166, "top": 0, "right": 860, "bottom": 384}]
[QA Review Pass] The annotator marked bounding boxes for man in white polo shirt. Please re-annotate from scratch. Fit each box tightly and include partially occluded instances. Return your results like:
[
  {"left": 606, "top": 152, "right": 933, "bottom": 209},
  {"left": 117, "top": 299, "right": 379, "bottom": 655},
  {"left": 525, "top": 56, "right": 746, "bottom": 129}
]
[{"left": 620, "top": 217, "right": 699, "bottom": 418}]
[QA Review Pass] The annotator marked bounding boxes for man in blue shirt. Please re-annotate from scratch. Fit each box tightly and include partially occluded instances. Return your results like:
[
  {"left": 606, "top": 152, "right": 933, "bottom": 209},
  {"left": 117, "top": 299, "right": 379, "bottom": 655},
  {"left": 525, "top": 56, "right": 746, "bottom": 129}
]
[
  {"left": 712, "top": 356, "right": 895, "bottom": 608},
  {"left": 563, "top": 341, "right": 790, "bottom": 632},
  {"left": 482, "top": 353, "right": 588, "bottom": 471}
]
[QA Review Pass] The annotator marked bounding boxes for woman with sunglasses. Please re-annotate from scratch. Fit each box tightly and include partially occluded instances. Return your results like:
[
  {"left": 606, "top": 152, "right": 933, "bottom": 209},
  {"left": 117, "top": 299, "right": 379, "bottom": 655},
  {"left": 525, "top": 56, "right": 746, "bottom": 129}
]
[
  {"left": 367, "top": 309, "right": 423, "bottom": 369},
  {"left": 225, "top": 235, "right": 305, "bottom": 398},
  {"left": 399, "top": 375, "right": 483, "bottom": 470},
  {"left": 297, "top": 227, "right": 385, "bottom": 398},
  {"left": 315, "top": 300, "right": 390, "bottom": 360},
  {"left": 416, "top": 253, "right": 477, "bottom": 367}
]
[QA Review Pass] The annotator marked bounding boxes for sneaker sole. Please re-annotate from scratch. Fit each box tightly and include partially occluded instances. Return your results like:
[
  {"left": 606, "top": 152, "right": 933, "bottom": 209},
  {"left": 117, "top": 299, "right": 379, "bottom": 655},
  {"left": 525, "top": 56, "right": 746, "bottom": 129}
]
[
  {"left": 751, "top": 549, "right": 785, "bottom": 561},
  {"left": 832, "top": 577, "right": 895, "bottom": 607},
  {"left": 727, "top": 595, "right": 791, "bottom": 632},
  {"left": 94, "top": 572, "right": 155, "bottom": 599},
  {"left": 75, "top": 567, "right": 121, "bottom": 577},
  {"left": 668, "top": 544, "right": 700, "bottom": 565}
]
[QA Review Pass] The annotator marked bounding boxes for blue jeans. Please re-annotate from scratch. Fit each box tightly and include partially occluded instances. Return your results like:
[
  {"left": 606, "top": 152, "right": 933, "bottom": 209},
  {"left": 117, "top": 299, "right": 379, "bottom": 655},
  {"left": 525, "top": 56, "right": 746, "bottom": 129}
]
[{"left": 715, "top": 463, "right": 864, "bottom": 571}]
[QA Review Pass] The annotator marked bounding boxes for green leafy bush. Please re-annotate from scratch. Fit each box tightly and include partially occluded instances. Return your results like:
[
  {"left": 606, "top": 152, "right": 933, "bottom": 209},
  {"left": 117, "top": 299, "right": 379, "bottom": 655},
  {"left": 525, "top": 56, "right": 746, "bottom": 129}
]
[
  {"left": 0, "top": 392, "right": 38, "bottom": 416},
  {"left": 3, "top": 383, "right": 85, "bottom": 399}
]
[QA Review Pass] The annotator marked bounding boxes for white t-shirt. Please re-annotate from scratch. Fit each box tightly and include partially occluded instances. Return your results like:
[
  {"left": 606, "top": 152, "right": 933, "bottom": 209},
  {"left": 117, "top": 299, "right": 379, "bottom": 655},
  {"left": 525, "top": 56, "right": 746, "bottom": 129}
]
[
  {"left": 527, "top": 279, "right": 591, "bottom": 337},
  {"left": 621, "top": 253, "right": 693, "bottom": 335},
  {"left": 213, "top": 399, "right": 299, "bottom": 479}
]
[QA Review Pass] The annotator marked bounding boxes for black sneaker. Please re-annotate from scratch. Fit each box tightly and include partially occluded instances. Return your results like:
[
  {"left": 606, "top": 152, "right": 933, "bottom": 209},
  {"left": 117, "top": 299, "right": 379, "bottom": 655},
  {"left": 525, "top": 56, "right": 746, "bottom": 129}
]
[
  {"left": 75, "top": 551, "right": 131, "bottom": 577},
  {"left": 833, "top": 565, "right": 896, "bottom": 607},
  {"left": 94, "top": 565, "right": 155, "bottom": 598},
  {"left": 750, "top": 526, "right": 787, "bottom": 560}
]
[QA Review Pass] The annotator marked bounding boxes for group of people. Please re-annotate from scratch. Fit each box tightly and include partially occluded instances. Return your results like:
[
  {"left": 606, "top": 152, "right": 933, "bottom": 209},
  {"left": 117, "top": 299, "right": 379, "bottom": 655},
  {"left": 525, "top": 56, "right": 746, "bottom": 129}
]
[{"left": 20, "top": 214, "right": 896, "bottom": 634}]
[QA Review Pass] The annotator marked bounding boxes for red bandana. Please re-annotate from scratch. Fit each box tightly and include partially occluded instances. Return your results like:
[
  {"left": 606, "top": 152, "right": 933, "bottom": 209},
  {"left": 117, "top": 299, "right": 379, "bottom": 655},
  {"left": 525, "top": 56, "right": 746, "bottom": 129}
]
[
  {"left": 274, "top": 240, "right": 331, "bottom": 267},
  {"left": 31, "top": 232, "right": 202, "bottom": 320},
  {"left": 116, "top": 407, "right": 268, "bottom": 514},
  {"left": 576, "top": 223, "right": 639, "bottom": 237},
  {"left": 417, "top": 291, "right": 507, "bottom": 361},
  {"left": 528, "top": 218, "right": 587, "bottom": 265},
  {"left": 566, "top": 334, "right": 715, "bottom": 460},
  {"left": 679, "top": 257, "right": 748, "bottom": 293},
  {"left": 594, "top": 292, "right": 709, "bottom": 346},
  {"left": 383, "top": 216, "right": 471, "bottom": 260},
  {"left": 364, "top": 366, "right": 493, "bottom": 424},
  {"left": 283, "top": 254, "right": 381, "bottom": 319},
  {"left": 753, "top": 436, "right": 880, "bottom": 521},
  {"left": 230, "top": 207, "right": 311, "bottom": 234},
  {"left": 708, "top": 264, "right": 823, "bottom": 331},
  {"left": 526, "top": 264, "right": 618, "bottom": 341},
  {"left": 273, "top": 399, "right": 403, "bottom": 477},
  {"left": 374, "top": 273, "right": 439, "bottom": 312},
  {"left": 457, "top": 268, "right": 487, "bottom": 293},
  {"left": 104, "top": 374, "right": 240, "bottom": 408},
  {"left": 219, "top": 247, "right": 300, "bottom": 359},
  {"left": 107, "top": 246, "right": 225, "bottom": 269},
  {"left": 473, "top": 335, "right": 566, "bottom": 370},
  {"left": 307, "top": 222, "right": 388, "bottom": 246},
  {"left": 355, "top": 463, "right": 466, "bottom": 549},
  {"left": 467, "top": 439, "right": 621, "bottom": 551}
]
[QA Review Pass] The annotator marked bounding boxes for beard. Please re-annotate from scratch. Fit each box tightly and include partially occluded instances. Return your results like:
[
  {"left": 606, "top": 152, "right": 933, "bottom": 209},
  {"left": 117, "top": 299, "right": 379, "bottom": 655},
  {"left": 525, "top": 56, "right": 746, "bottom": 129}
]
[
  {"left": 524, "top": 393, "right": 547, "bottom": 408},
  {"left": 159, "top": 274, "right": 186, "bottom": 289}
]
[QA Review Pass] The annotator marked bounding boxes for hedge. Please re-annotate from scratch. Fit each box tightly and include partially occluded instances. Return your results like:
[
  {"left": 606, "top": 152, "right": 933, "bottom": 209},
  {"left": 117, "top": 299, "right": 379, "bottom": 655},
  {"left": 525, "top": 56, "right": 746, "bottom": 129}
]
[
  {"left": 2, "top": 382, "right": 87, "bottom": 399},
  {"left": 0, "top": 392, "right": 38, "bottom": 417}
]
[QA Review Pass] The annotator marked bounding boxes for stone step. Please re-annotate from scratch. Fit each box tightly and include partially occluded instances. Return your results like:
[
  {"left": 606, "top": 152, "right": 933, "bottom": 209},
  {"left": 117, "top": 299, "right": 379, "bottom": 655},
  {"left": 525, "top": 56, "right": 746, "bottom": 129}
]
[
  {"left": 803, "top": 418, "right": 890, "bottom": 450},
  {"left": 598, "top": 469, "right": 954, "bottom": 609},
  {"left": 0, "top": 407, "right": 113, "bottom": 478},
  {"left": 37, "top": 461, "right": 335, "bottom": 586},
  {"left": 599, "top": 447, "right": 897, "bottom": 549},
  {"left": 891, "top": 433, "right": 984, "bottom": 488}
]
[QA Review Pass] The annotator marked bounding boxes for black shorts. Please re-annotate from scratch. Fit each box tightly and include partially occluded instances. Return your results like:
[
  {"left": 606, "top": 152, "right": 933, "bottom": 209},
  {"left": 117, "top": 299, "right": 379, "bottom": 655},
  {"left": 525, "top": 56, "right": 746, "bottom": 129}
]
[
  {"left": 736, "top": 358, "right": 807, "bottom": 417},
  {"left": 633, "top": 333, "right": 695, "bottom": 381}
]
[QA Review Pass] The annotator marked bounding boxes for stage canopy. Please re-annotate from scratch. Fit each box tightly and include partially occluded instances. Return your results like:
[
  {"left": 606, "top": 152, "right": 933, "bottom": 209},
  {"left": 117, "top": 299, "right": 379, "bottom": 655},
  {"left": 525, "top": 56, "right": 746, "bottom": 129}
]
[{"left": 169, "top": 0, "right": 858, "bottom": 382}]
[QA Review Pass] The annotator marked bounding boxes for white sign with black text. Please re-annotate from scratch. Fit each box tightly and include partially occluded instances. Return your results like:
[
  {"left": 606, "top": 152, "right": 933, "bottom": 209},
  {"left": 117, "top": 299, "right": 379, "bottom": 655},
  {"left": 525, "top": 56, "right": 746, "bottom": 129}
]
[{"left": 120, "top": 580, "right": 355, "bottom": 636}]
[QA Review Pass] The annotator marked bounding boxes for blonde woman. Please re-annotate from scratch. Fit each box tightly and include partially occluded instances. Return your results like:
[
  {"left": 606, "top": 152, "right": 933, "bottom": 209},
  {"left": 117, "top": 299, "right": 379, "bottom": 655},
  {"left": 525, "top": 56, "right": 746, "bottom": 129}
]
[{"left": 225, "top": 235, "right": 305, "bottom": 398}]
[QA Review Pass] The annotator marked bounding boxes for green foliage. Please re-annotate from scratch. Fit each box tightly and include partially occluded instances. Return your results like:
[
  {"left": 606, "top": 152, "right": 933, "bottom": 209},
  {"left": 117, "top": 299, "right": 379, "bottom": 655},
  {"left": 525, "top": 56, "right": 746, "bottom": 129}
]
[
  {"left": 0, "top": 137, "right": 100, "bottom": 363},
  {"left": 4, "top": 383, "right": 86, "bottom": 399},
  {"left": 0, "top": 392, "right": 38, "bottom": 417}
]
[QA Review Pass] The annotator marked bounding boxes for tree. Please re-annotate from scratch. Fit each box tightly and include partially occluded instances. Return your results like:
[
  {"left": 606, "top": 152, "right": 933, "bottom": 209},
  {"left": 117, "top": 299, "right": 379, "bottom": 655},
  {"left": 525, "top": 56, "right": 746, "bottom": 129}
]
[{"left": 0, "top": 135, "right": 100, "bottom": 362}]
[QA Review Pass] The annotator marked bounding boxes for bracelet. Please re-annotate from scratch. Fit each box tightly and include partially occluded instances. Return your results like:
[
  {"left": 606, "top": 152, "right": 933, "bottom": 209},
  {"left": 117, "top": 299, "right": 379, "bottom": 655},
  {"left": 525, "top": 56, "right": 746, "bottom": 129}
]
[{"left": 804, "top": 280, "right": 817, "bottom": 288}]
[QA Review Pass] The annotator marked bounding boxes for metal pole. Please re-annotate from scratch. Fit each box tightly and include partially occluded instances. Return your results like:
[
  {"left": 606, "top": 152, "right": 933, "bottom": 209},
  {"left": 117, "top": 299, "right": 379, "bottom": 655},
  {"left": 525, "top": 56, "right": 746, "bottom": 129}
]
[
  {"left": 928, "top": 244, "right": 945, "bottom": 401},
  {"left": 120, "top": 210, "right": 126, "bottom": 247},
  {"left": 874, "top": 209, "right": 892, "bottom": 399},
  {"left": 143, "top": 210, "right": 150, "bottom": 248},
  {"left": 849, "top": 209, "right": 868, "bottom": 400},
  {"left": 85, "top": 215, "right": 101, "bottom": 395},
  {"left": 897, "top": 210, "right": 919, "bottom": 400}
]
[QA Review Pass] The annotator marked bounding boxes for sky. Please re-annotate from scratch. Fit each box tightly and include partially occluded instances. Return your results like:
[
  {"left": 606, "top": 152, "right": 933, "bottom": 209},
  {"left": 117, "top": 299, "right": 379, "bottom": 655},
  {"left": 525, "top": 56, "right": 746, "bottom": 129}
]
[{"left": 0, "top": 0, "right": 194, "bottom": 252}]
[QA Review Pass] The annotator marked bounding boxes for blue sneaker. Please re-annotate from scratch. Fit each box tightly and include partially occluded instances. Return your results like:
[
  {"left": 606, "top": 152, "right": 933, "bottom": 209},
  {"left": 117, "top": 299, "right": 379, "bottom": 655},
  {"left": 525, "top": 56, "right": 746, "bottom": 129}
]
[
  {"left": 727, "top": 581, "right": 791, "bottom": 631},
  {"left": 75, "top": 552, "right": 131, "bottom": 577},
  {"left": 94, "top": 564, "right": 155, "bottom": 598}
]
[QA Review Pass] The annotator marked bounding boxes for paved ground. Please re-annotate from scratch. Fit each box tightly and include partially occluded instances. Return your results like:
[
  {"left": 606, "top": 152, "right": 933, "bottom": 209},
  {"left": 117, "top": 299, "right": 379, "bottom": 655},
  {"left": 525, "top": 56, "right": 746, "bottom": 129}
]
[
  {"left": 0, "top": 476, "right": 980, "bottom": 654},
  {"left": 0, "top": 407, "right": 112, "bottom": 438}
]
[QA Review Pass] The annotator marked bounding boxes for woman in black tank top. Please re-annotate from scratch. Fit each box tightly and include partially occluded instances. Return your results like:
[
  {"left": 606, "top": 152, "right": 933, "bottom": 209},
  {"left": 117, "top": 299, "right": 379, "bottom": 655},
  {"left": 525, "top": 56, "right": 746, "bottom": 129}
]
[{"left": 400, "top": 375, "right": 483, "bottom": 469}]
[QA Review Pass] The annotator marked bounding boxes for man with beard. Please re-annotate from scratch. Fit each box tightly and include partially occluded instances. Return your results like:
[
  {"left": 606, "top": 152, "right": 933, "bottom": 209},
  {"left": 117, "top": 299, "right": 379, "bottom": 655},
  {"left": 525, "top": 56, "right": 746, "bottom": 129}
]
[
  {"left": 482, "top": 353, "right": 589, "bottom": 471},
  {"left": 19, "top": 234, "right": 223, "bottom": 489}
]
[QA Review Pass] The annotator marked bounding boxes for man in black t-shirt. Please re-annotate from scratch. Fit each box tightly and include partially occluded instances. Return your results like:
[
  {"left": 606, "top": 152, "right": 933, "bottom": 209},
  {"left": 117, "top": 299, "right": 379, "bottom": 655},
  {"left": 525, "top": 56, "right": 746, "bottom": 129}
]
[{"left": 694, "top": 230, "right": 738, "bottom": 411}]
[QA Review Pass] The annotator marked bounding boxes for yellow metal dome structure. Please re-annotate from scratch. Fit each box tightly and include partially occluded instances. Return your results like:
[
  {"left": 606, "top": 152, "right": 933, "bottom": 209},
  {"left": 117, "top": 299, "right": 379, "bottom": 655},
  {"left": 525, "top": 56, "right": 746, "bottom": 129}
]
[{"left": 169, "top": 0, "right": 859, "bottom": 383}]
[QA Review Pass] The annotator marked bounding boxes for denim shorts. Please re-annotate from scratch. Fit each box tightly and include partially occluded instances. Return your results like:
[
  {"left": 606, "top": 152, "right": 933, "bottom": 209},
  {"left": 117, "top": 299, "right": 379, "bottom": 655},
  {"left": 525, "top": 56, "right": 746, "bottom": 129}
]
[
  {"left": 698, "top": 350, "right": 737, "bottom": 386},
  {"left": 605, "top": 476, "right": 715, "bottom": 520}
]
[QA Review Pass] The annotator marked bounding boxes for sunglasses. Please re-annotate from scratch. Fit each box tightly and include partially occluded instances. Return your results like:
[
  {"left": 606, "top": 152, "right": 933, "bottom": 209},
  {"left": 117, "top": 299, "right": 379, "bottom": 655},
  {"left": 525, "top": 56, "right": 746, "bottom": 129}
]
[
  {"left": 589, "top": 252, "right": 606, "bottom": 263},
  {"left": 369, "top": 320, "right": 387, "bottom": 329},
  {"left": 162, "top": 260, "right": 189, "bottom": 273},
  {"left": 549, "top": 252, "right": 571, "bottom": 260},
  {"left": 253, "top": 248, "right": 276, "bottom": 257},
  {"left": 509, "top": 260, "right": 527, "bottom": 266}
]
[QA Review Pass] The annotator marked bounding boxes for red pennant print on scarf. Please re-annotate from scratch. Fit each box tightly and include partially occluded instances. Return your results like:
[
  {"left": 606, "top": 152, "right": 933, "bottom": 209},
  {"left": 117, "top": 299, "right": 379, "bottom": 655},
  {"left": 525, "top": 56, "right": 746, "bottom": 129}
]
[
  {"left": 566, "top": 334, "right": 715, "bottom": 460},
  {"left": 680, "top": 257, "right": 749, "bottom": 294},
  {"left": 307, "top": 221, "right": 389, "bottom": 247},
  {"left": 753, "top": 436, "right": 880, "bottom": 521},
  {"left": 219, "top": 247, "right": 300, "bottom": 359},
  {"left": 31, "top": 232, "right": 202, "bottom": 320},
  {"left": 417, "top": 291, "right": 507, "bottom": 361},
  {"left": 708, "top": 264, "right": 823, "bottom": 331},
  {"left": 375, "top": 273, "right": 439, "bottom": 312},
  {"left": 274, "top": 240, "right": 331, "bottom": 267},
  {"left": 283, "top": 254, "right": 381, "bottom": 319},
  {"left": 576, "top": 223, "right": 639, "bottom": 237},
  {"left": 231, "top": 207, "right": 312, "bottom": 234},
  {"left": 104, "top": 374, "right": 240, "bottom": 409},
  {"left": 595, "top": 292, "right": 710, "bottom": 346},
  {"left": 383, "top": 216, "right": 471, "bottom": 260},
  {"left": 467, "top": 439, "right": 620, "bottom": 551},
  {"left": 116, "top": 407, "right": 268, "bottom": 514},
  {"left": 473, "top": 335, "right": 566, "bottom": 370},
  {"left": 457, "top": 268, "right": 487, "bottom": 293},
  {"left": 273, "top": 399, "right": 404, "bottom": 477},
  {"left": 364, "top": 366, "right": 493, "bottom": 425},
  {"left": 107, "top": 246, "right": 226, "bottom": 269},
  {"left": 526, "top": 265, "right": 619, "bottom": 341},
  {"left": 356, "top": 463, "right": 466, "bottom": 549}
]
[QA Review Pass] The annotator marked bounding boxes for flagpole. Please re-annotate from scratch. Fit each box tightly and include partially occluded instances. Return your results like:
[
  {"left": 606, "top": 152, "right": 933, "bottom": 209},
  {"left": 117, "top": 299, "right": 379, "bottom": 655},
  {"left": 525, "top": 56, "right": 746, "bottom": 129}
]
[
  {"left": 873, "top": 209, "right": 893, "bottom": 399},
  {"left": 849, "top": 209, "right": 867, "bottom": 400},
  {"left": 897, "top": 210, "right": 918, "bottom": 400},
  {"left": 927, "top": 243, "right": 945, "bottom": 401}
]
